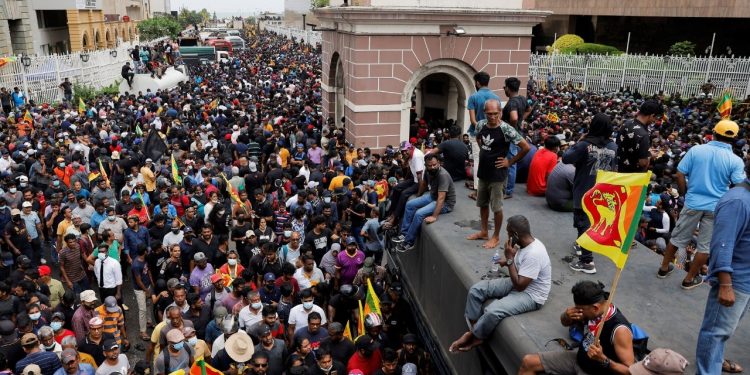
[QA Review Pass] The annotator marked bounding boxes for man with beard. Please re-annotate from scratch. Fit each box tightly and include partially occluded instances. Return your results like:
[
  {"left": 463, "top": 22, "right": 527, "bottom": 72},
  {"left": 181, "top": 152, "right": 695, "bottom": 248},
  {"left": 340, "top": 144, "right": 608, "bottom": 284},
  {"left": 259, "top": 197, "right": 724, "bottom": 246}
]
[
  {"left": 253, "top": 327, "right": 287, "bottom": 375},
  {"left": 319, "top": 322, "right": 355, "bottom": 367},
  {"left": 392, "top": 154, "right": 455, "bottom": 251},
  {"left": 309, "top": 347, "right": 346, "bottom": 375},
  {"left": 0, "top": 319, "right": 24, "bottom": 366},
  {"left": 59, "top": 234, "right": 89, "bottom": 294},
  {"left": 71, "top": 291, "right": 98, "bottom": 343},
  {"left": 182, "top": 293, "right": 210, "bottom": 344},
  {"left": 396, "top": 334, "right": 430, "bottom": 374}
]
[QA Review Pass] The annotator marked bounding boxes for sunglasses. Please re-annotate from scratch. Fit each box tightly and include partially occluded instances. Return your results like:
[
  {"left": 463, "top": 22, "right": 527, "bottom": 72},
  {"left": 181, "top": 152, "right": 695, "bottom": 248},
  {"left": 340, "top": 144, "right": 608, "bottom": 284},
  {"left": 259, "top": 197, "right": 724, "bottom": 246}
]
[{"left": 253, "top": 363, "right": 268, "bottom": 368}]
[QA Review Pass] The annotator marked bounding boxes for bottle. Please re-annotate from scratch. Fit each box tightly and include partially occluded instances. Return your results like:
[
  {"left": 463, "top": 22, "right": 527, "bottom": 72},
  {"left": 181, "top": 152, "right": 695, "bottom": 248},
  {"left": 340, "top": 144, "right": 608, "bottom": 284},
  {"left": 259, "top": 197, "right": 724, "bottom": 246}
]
[{"left": 491, "top": 250, "right": 500, "bottom": 273}]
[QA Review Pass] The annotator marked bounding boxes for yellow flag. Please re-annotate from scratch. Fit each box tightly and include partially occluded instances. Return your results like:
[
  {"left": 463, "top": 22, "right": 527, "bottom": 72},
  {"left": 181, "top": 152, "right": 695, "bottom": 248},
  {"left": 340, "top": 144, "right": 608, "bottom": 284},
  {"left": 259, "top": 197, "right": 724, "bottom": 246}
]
[{"left": 343, "top": 321, "right": 352, "bottom": 342}]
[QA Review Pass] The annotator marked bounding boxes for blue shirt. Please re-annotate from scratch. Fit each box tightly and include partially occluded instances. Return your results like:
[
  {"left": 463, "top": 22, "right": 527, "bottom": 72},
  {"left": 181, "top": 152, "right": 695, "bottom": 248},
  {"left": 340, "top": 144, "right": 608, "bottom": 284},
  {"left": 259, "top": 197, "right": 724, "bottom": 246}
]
[
  {"left": 16, "top": 351, "right": 61, "bottom": 375},
  {"left": 53, "top": 363, "right": 95, "bottom": 375},
  {"left": 123, "top": 226, "right": 150, "bottom": 255},
  {"left": 677, "top": 141, "right": 746, "bottom": 211},
  {"left": 90, "top": 211, "right": 107, "bottom": 230},
  {"left": 707, "top": 182, "right": 750, "bottom": 294},
  {"left": 467, "top": 87, "right": 501, "bottom": 136}
]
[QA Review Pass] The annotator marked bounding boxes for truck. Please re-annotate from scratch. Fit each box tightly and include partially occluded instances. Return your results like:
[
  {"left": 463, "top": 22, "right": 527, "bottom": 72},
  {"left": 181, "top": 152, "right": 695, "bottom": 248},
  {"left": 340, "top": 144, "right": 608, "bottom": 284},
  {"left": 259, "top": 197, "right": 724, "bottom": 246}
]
[{"left": 178, "top": 46, "right": 230, "bottom": 67}]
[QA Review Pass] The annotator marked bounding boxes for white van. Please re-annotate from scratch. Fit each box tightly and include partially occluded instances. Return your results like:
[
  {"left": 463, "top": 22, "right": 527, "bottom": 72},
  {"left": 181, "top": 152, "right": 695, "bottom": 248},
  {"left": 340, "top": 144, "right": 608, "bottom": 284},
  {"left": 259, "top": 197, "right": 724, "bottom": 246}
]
[{"left": 225, "top": 36, "right": 245, "bottom": 51}]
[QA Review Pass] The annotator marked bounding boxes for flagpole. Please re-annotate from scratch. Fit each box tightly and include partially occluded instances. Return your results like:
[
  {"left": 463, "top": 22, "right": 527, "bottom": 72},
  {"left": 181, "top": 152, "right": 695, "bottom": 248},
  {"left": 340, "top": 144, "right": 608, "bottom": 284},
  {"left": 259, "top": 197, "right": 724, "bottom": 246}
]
[{"left": 594, "top": 266, "right": 623, "bottom": 342}]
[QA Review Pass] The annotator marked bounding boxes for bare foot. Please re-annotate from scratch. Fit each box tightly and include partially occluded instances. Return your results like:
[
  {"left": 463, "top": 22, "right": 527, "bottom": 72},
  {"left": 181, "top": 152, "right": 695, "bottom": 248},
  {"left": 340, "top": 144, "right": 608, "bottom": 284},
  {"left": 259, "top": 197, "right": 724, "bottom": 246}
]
[
  {"left": 467, "top": 232, "right": 489, "bottom": 241},
  {"left": 468, "top": 191, "right": 477, "bottom": 200},
  {"left": 483, "top": 236, "right": 500, "bottom": 249},
  {"left": 459, "top": 336, "right": 484, "bottom": 351},
  {"left": 449, "top": 331, "right": 473, "bottom": 353}
]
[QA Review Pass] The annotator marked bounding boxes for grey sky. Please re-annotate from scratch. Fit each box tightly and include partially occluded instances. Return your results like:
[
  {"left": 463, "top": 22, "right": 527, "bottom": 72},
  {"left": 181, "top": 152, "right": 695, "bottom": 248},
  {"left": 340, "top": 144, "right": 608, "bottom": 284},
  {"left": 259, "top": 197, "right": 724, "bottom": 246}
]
[{"left": 171, "top": 0, "right": 285, "bottom": 15}]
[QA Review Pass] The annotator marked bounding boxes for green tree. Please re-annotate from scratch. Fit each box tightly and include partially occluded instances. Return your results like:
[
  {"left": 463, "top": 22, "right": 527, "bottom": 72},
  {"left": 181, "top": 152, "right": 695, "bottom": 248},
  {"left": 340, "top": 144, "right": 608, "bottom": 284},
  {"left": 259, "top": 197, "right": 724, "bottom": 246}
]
[
  {"left": 312, "top": 0, "right": 330, "bottom": 8},
  {"left": 199, "top": 9, "right": 210, "bottom": 24},
  {"left": 669, "top": 41, "right": 696, "bottom": 56},
  {"left": 137, "top": 16, "right": 182, "bottom": 40},
  {"left": 178, "top": 8, "right": 203, "bottom": 28}
]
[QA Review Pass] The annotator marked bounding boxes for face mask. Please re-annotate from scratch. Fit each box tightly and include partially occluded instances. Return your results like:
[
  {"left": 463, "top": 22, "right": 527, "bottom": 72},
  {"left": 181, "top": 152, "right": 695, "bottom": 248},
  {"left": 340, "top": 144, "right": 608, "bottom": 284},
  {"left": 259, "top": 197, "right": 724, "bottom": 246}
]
[
  {"left": 188, "top": 337, "right": 198, "bottom": 347},
  {"left": 108, "top": 215, "right": 116, "bottom": 221},
  {"left": 320, "top": 365, "right": 333, "bottom": 372},
  {"left": 172, "top": 342, "right": 184, "bottom": 351},
  {"left": 59, "top": 163, "right": 65, "bottom": 168},
  {"left": 19, "top": 183, "right": 27, "bottom": 188},
  {"left": 29, "top": 312, "right": 41, "bottom": 320},
  {"left": 50, "top": 321, "right": 63, "bottom": 331},
  {"left": 8, "top": 188, "right": 16, "bottom": 194},
  {"left": 323, "top": 197, "right": 331, "bottom": 203},
  {"left": 228, "top": 259, "right": 237, "bottom": 266},
  {"left": 172, "top": 229, "right": 180, "bottom": 234},
  {"left": 44, "top": 342, "right": 56, "bottom": 350},
  {"left": 251, "top": 302, "right": 262, "bottom": 310},
  {"left": 302, "top": 301, "right": 313, "bottom": 310},
  {"left": 0, "top": 206, "right": 5, "bottom": 210},
  {"left": 98, "top": 253, "right": 107, "bottom": 261},
  {"left": 284, "top": 230, "right": 292, "bottom": 238}
]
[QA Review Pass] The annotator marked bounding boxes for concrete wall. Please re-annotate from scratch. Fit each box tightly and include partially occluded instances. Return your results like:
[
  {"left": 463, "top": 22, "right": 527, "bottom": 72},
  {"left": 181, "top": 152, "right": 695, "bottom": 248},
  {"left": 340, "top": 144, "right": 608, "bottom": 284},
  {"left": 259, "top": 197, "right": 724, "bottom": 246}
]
[{"left": 528, "top": 0, "right": 750, "bottom": 18}]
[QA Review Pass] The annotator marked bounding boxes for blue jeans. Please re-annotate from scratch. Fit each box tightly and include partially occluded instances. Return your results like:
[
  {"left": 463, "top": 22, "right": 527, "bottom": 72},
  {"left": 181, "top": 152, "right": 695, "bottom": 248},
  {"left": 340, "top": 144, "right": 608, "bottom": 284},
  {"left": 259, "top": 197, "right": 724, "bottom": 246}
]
[
  {"left": 400, "top": 194, "right": 450, "bottom": 245},
  {"left": 465, "top": 278, "right": 541, "bottom": 339},
  {"left": 505, "top": 144, "right": 519, "bottom": 195},
  {"left": 696, "top": 285, "right": 750, "bottom": 374}
]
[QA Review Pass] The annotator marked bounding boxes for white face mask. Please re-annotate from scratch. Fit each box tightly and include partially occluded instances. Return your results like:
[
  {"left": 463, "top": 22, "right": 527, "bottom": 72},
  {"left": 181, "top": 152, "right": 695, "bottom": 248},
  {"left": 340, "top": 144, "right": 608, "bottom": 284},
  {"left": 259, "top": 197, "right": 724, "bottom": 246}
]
[
  {"left": 228, "top": 259, "right": 237, "bottom": 266},
  {"left": 323, "top": 197, "right": 331, "bottom": 203},
  {"left": 284, "top": 230, "right": 292, "bottom": 238},
  {"left": 98, "top": 253, "right": 106, "bottom": 261}
]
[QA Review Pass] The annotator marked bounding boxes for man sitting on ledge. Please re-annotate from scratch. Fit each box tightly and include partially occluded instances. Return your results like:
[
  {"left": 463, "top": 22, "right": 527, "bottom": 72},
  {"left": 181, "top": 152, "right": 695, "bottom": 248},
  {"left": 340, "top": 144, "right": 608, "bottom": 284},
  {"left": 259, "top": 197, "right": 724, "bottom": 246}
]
[
  {"left": 518, "top": 280, "right": 635, "bottom": 375},
  {"left": 392, "top": 154, "right": 456, "bottom": 252},
  {"left": 449, "top": 215, "right": 551, "bottom": 352}
]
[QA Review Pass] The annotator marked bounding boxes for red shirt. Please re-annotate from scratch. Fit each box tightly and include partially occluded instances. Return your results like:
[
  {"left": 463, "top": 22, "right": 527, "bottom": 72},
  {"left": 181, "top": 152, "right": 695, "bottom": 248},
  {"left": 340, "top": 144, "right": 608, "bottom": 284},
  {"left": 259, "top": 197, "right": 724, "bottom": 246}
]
[
  {"left": 54, "top": 329, "right": 74, "bottom": 344},
  {"left": 526, "top": 148, "right": 558, "bottom": 196},
  {"left": 347, "top": 349, "right": 382, "bottom": 375}
]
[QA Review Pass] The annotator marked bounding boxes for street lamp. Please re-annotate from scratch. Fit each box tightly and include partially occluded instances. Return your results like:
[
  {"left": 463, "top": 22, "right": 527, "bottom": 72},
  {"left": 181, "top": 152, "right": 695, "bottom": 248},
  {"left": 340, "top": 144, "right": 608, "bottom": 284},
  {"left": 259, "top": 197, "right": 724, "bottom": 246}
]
[
  {"left": 20, "top": 55, "right": 31, "bottom": 68},
  {"left": 110, "top": 50, "right": 118, "bottom": 58},
  {"left": 80, "top": 52, "right": 90, "bottom": 62}
]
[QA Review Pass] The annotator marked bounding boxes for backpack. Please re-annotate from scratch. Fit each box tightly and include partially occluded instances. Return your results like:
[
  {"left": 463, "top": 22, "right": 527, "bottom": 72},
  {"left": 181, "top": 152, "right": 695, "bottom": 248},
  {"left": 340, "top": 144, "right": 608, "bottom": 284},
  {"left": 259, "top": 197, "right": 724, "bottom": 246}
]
[{"left": 161, "top": 343, "right": 193, "bottom": 374}]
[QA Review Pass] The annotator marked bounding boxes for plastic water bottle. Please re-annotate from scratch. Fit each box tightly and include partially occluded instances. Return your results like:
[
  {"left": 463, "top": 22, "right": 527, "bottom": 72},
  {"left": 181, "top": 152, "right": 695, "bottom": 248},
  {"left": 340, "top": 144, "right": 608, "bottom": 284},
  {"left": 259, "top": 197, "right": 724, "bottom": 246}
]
[{"left": 491, "top": 250, "right": 501, "bottom": 273}]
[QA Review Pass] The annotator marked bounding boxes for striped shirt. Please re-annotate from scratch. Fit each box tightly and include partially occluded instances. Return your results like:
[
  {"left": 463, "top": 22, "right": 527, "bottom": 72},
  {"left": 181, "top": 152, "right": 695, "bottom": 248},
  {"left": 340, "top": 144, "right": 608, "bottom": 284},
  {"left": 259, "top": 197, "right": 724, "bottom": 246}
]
[
  {"left": 95, "top": 305, "right": 124, "bottom": 344},
  {"left": 16, "top": 350, "right": 62, "bottom": 375},
  {"left": 59, "top": 246, "right": 86, "bottom": 283}
]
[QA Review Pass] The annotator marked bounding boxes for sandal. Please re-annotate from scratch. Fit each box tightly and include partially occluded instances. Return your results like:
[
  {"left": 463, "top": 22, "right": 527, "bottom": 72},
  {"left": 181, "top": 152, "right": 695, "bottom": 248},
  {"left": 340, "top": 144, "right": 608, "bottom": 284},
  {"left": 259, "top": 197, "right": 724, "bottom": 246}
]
[{"left": 723, "top": 359, "right": 743, "bottom": 373}]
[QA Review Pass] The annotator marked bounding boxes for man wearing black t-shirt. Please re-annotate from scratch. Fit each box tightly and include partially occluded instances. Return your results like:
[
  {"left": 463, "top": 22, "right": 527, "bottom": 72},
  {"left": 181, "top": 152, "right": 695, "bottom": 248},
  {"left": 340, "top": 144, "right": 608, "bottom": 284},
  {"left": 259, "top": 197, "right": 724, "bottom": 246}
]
[
  {"left": 502, "top": 77, "right": 530, "bottom": 199},
  {"left": 430, "top": 125, "right": 469, "bottom": 181},
  {"left": 617, "top": 100, "right": 662, "bottom": 173}
]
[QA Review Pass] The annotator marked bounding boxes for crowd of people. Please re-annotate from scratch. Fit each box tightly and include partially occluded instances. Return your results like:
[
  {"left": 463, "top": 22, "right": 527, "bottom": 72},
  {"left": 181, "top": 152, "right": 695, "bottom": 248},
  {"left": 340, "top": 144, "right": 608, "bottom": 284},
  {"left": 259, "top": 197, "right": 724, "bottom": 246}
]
[{"left": 0, "top": 20, "right": 749, "bottom": 375}]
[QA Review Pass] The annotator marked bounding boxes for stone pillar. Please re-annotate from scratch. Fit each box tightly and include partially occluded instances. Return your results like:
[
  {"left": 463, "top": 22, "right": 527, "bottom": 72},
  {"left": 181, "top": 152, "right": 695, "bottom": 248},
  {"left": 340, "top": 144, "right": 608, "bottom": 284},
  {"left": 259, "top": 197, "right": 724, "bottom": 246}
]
[{"left": 0, "top": 21, "right": 12, "bottom": 56}]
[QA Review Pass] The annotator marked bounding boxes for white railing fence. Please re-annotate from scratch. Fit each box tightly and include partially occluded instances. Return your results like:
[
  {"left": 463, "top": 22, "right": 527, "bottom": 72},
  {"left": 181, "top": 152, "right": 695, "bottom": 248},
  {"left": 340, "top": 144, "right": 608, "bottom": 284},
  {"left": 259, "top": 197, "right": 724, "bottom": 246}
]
[
  {"left": 262, "top": 25, "right": 322, "bottom": 46},
  {"left": 0, "top": 37, "right": 167, "bottom": 105},
  {"left": 530, "top": 53, "right": 750, "bottom": 98}
]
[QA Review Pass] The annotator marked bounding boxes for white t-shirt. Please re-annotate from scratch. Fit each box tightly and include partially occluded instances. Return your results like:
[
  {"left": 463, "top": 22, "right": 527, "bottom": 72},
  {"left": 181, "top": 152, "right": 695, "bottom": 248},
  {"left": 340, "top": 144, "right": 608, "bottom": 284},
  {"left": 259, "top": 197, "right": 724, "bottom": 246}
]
[
  {"left": 293, "top": 267, "right": 325, "bottom": 290},
  {"left": 287, "top": 304, "right": 327, "bottom": 332},
  {"left": 409, "top": 149, "right": 425, "bottom": 183},
  {"left": 238, "top": 305, "right": 263, "bottom": 330},
  {"left": 514, "top": 239, "right": 552, "bottom": 305}
]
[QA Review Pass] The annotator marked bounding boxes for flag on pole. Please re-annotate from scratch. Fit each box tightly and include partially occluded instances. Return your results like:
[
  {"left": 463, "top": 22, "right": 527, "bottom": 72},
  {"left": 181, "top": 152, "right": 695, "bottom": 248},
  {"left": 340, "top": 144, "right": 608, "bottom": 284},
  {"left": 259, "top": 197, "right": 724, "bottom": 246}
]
[
  {"left": 357, "top": 299, "right": 365, "bottom": 338},
  {"left": 23, "top": 110, "right": 33, "bottom": 123},
  {"left": 171, "top": 154, "right": 182, "bottom": 185},
  {"left": 343, "top": 321, "right": 353, "bottom": 342},
  {"left": 576, "top": 171, "right": 652, "bottom": 269},
  {"left": 362, "top": 278, "right": 382, "bottom": 318},
  {"left": 220, "top": 173, "right": 247, "bottom": 213},
  {"left": 78, "top": 98, "right": 86, "bottom": 115},
  {"left": 135, "top": 124, "right": 143, "bottom": 137},
  {"left": 98, "top": 158, "right": 109, "bottom": 186},
  {"left": 156, "top": 106, "right": 164, "bottom": 116},
  {"left": 209, "top": 99, "right": 218, "bottom": 110},
  {"left": 717, "top": 91, "right": 733, "bottom": 119},
  {"left": 189, "top": 356, "right": 222, "bottom": 375}
]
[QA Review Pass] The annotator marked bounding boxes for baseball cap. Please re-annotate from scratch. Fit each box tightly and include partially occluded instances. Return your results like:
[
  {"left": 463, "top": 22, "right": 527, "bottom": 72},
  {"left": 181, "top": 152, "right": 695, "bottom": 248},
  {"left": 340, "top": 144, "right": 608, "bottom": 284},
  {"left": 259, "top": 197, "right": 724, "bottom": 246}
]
[
  {"left": 245, "top": 230, "right": 256, "bottom": 238},
  {"left": 629, "top": 348, "right": 688, "bottom": 375},
  {"left": 88, "top": 316, "right": 103, "bottom": 326},
  {"left": 399, "top": 141, "right": 413, "bottom": 151},
  {"left": 104, "top": 296, "right": 119, "bottom": 312},
  {"left": 38, "top": 265, "right": 51, "bottom": 277},
  {"left": 714, "top": 119, "right": 739, "bottom": 138},
  {"left": 346, "top": 237, "right": 357, "bottom": 245},
  {"left": 193, "top": 252, "right": 207, "bottom": 262},
  {"left": 102, "top": 338, "right": 119, "bottom": 351},
  {"left": 22, "top": 364, "right": 41, "bottom": 375},
  {"left": 51, "top": 311, "right": 66, "bottom": 321},
  {"left": 61, "top": 348, "right": 78, "bottom": 364},
  {"left": 0, "top": 320, "right": 17, "bottom": 339},
  {"left": 402, "top": 333, "right": 418, "bottom": 344},
  {"left": 20, "top": 333, "right": 39, "bottom": 346},
  {"left": 263, "top": 272, "right": 276, "bottom": 282},
  {"left": 166, "top": 328, "right": 185, "bottom": 343},
  {"left": 17, "top": 255, "right": 31, "bottom": 266},
  {"left": 210, "top": 273, "right": 223, "bottom": 283},
  {"left": 355, "top": 335, "right": 379, "bottom": 351},
  {"left": 21, "top": 201, "right": 32, "bottom": 208},
  {"left": 80, "top": 290, "right": 98, "bottom": 303},
  {"left": 362, "top": 257, "right": 375, "bottom": 273},
  {"left": 10, "top": 209, "right": 20, "bottom": 216}
]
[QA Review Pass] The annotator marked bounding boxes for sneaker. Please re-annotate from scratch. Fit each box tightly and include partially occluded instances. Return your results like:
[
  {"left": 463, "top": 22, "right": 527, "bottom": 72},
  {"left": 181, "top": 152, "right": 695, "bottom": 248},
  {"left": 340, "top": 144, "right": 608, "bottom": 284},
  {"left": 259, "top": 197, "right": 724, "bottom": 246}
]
[
  {"left": 681, "top": 275, "right": 703, "bottom": 290},
  {"left": 656, "top": 263, "right": 675, "bottom": 279},
  {"left": 569, "top": 260, "right": 597, "bottom": 274},
  {"left": 391, "top": 234, "right": 405, "bottom": 243},
  {"left": 395, "top": 242, "right": 414, "bottom": 253}
]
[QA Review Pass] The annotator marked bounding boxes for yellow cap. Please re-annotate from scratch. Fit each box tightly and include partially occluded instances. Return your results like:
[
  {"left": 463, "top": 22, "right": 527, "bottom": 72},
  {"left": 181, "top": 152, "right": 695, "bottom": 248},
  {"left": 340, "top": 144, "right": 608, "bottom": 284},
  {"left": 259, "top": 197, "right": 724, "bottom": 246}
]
[{"left": 714, "top": 119, "right": 739, "bottom": 138}]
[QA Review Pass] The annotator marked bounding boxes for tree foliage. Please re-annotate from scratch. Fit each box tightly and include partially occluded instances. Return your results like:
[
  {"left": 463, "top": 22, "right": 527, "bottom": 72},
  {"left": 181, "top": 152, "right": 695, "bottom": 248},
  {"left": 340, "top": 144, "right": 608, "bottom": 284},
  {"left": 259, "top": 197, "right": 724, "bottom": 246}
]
[
  {"left": 312, "top": 0, "right": 330, "bottom": 8},
  {"left": 550, "top": 34, "right": 584, "bottom": 52},
  {"left": 178, "top": 8, "right": 203, "bottom": 28},
  {"left": 199, "top": 9, "right": 210, "bottom": 24},
  {"left": 669, "top": 41, "right": 696, "bottom": 56},
  {"left": 561, "top": 43, "right": 623, "bottom": 55},
  {"left": 137, "top": 16, "right": 182, "bottom": 40}
]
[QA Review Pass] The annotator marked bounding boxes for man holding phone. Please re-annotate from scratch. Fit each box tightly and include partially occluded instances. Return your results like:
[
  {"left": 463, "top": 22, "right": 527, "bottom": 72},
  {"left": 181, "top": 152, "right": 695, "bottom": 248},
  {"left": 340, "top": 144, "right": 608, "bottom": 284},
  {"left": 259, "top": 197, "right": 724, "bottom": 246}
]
[{"left": 449, "top": 215, "right": 551, "bottom": 353}]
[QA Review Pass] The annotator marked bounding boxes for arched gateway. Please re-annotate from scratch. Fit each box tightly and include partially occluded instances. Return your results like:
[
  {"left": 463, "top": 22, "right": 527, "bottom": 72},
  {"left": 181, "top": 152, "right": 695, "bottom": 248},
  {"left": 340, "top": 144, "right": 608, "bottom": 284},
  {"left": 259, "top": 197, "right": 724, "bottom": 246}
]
[{"left": 316, "top": 1, "right": 548, "bottom": 150}]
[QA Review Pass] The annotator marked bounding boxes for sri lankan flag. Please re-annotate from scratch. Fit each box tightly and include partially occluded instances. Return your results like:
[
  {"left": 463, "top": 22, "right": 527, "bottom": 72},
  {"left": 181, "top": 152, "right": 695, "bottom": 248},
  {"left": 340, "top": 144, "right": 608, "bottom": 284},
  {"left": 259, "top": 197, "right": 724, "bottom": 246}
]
[
  {"left": 23, "top": 110, "right": 33, "bottom": 124},
  {"left": 171, "top": 154, "right": 182, "bottom": 185},
  {"left": 98, "top": 158, "right": 109, "bottom": 186},
  {"left": 362, "top": 278, "right": 381, "bottom": 318},
  {"left": 357, "top": 299, "right": 365, "bottom": 338},
  {"left": 78, "top": 98, "right": 86, "bottom": 115},
  {"left": 209, "top": 99, "right": 218, "bottom": 110},
  {"left": 221, "top": 173, "right": 247, "bottom": 213},
  {"left": 717, "top": 91, "right": 732, "bottom": 119},
  {"left": 576, "top": 171, "right": 651, "bottom": 269},
  {"left": 188, "top": 356, "right": 221, "bottom": 375}
]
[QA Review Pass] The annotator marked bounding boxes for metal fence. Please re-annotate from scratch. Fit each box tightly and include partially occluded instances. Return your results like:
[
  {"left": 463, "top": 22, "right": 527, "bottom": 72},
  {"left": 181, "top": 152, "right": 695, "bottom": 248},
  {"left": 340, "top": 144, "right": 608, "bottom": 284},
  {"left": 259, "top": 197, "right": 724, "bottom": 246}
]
[
  {"left": 530, "top": 53, "right": 750, "bottom": 98},
  {"left": 0, "top": 37, "right": 166, "bottom": 105},
  {"left": 262, "top": 25, "right": 322, "bottom": 46}
]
